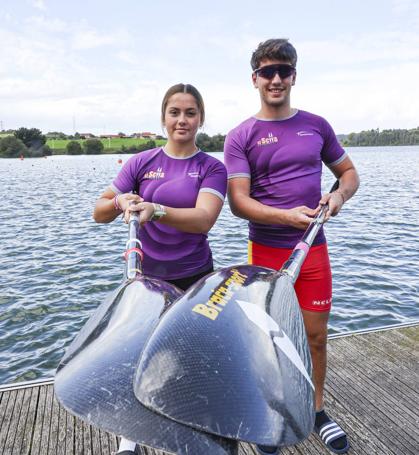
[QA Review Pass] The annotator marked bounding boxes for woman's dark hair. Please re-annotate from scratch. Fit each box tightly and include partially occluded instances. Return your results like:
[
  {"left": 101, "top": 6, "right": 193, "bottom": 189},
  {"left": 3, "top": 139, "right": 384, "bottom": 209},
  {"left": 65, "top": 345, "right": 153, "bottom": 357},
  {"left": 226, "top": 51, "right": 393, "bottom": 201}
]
[
  {"left": 161, "top": 83, "right": 205, "bottom": 126},
  {"left": 251, "top": 39, "right": 297, "bottom": 70}
]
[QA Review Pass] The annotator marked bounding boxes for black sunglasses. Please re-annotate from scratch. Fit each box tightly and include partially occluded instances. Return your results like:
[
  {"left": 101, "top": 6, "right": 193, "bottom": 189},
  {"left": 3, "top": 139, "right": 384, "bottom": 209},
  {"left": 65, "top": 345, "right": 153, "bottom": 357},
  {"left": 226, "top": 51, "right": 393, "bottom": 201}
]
[{"left": 254, "top": 64, "right": 296, "bottom": 80}]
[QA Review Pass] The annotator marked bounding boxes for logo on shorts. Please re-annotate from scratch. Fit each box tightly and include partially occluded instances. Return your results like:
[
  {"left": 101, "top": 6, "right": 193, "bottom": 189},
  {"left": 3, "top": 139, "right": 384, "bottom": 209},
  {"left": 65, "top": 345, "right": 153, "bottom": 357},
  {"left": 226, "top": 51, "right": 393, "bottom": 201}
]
[
  {"left": 312, "top": 298, "right": 332, "bottom": 307},
  {"left": 144, "top": 167, "right": 165, "bottom": 179},
  {"left": 257, "top": 132, "right": 278, "bottom": 146},
  {"left": 296, "top": 131, "right": 314, "bottom": 136}
]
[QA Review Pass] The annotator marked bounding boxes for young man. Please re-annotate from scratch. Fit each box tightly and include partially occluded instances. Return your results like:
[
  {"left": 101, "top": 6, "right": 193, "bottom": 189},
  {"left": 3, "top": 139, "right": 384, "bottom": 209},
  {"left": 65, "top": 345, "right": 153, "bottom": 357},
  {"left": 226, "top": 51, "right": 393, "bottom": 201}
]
[{"left": 224, "top": 39, "right": 359, "bottom": 455}]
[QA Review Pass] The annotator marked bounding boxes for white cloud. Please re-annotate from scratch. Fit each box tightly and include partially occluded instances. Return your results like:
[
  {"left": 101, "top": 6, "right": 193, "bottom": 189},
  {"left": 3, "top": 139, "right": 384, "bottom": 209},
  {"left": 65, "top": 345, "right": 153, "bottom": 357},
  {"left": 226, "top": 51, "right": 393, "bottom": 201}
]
[
  {"left": 391, "top": 0, "right": 419, "bottom": 15},
  {"left": 30, "top": 0, "right": 46, "bottom": 11},
  {"left": 25, "top": 15, "right": 67, "bottom": 32},
  {"left": 293, "top": 60, "right": 419, "bottom": 133},
  {"left": 71, "top": 28, "right": 123, "bottom": 50},
  {"left": 298, "top": 31, "right": 419, "bottom": 67}
]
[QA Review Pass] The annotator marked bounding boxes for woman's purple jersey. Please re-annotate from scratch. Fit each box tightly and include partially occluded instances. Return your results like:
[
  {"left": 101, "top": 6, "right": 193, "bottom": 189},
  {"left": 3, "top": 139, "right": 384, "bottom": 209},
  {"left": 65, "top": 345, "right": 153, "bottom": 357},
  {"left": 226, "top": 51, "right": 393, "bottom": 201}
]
[
  {"left": 111, "top": 147, "right": 227, "bottom": 280},
  {"left": 224, "top": 110, "right": 347, "bottom": 248}
]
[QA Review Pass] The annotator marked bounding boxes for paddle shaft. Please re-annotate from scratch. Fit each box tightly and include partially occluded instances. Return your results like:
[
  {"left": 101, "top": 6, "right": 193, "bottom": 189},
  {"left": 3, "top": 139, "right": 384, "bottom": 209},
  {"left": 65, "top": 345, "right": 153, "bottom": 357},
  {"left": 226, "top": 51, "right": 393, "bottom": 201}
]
[
  {"left": 125, "top": 211, "right": 142, "bottom": 279},
  {"left": 280, "top": 181, "right": 339, "bottom": 283}
]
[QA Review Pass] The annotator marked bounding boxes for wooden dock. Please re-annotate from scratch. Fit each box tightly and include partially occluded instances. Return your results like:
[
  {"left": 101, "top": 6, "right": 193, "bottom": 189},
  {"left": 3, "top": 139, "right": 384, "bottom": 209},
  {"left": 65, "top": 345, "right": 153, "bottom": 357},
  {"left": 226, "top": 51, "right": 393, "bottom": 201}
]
[{"left": 1, "top": 323, "right": 418, "bottom": 455}]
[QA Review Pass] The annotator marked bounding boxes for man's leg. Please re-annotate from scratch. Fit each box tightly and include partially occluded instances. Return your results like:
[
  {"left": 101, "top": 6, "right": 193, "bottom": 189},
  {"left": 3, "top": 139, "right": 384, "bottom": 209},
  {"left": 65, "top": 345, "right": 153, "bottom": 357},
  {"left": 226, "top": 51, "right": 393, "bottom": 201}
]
[{"left": 301, "top": 310, "right": 349, "bottom": 454}]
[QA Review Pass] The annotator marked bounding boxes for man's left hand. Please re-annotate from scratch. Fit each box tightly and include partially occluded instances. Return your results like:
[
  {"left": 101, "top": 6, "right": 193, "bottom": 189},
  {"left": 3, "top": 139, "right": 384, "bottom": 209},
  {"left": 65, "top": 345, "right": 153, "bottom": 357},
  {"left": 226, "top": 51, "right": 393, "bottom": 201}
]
[{"left": 319, "top": 191, "right": 345, "bottom": 222}]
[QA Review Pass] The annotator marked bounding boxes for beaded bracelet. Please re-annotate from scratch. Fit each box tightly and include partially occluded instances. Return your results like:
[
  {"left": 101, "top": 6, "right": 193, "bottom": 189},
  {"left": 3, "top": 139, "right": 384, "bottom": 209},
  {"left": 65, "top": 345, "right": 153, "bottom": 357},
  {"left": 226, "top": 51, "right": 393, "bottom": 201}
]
[{"left": 113, "top": 195, "right": 122, "bottom": 211}]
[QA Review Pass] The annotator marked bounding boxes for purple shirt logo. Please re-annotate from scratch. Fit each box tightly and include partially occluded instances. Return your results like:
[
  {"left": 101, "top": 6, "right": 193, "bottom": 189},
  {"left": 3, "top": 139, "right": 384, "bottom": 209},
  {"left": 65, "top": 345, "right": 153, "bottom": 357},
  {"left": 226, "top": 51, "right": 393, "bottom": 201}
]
[
  {"left": 296, "top": 131, "right": 314, "bottom": 136},
  {"left": 144, "top": 167, "right": 165, "bottom": 179},
  {"left": 257, "top": 132, "right": 279, "bottom": 146}
]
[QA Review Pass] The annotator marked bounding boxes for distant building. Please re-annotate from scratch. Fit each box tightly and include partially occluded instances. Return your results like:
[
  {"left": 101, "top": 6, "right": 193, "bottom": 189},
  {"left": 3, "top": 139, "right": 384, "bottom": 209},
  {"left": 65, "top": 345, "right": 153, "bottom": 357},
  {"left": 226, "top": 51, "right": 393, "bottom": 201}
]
[
  {"left": 140, "top": 132, "right": 157, "bottom": 140},
  {"left": 80, "top": 133, "right": 96, "bottom": 139}
]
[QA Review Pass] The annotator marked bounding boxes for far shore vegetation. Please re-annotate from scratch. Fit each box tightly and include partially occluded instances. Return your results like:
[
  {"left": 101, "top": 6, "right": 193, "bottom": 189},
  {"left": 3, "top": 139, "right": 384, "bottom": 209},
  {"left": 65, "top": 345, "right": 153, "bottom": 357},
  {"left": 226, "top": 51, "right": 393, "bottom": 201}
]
[{"left": 1, "top": 126, "right": 419, "bottom": 158}]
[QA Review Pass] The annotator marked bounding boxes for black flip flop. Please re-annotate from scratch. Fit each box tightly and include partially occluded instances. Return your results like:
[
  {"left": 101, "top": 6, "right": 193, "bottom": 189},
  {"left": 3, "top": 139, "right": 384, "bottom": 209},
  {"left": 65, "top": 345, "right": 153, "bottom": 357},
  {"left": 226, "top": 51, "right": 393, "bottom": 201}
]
[{"left": 314, "top": 420, "right": 350, "bottom": 454}]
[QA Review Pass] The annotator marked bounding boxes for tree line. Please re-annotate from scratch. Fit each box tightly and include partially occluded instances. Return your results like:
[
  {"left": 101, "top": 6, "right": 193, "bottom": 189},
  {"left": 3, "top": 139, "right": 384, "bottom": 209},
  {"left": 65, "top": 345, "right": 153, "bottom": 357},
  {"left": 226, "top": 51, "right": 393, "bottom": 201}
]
[
  {"left": 2, "top": 126, "right": 419, "bottom": 158},
  {"left": 340, "top": 127, "right": 419, "bottom": 147},
  {"left": 0, "top": 128, "right": 227, "bottom": 157}
]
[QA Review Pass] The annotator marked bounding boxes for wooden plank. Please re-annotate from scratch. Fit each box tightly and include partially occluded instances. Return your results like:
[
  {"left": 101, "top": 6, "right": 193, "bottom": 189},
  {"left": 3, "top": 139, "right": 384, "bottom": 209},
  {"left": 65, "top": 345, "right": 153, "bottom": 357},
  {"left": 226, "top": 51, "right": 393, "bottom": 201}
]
[
  {"left": 290, "top": 434, "right": 329, "bottom": 454},
  {"left": 4, "top": 388, "right": 25, "bottom": 454},
  {"left": 82, "top": 419, "right": 93, "bottom": 455},
  {"left": 56, "top": 397, "right": 68, "bottom": 455},
  {"left": 74, "top": 412, "right": 85, "bottom": 454},
  {"left": 48, "top": 383, "right": 61, "bottom": 454},
  {"left": 19, "top": 385, "right": 40, "bottom": 455},
  {"left": 40, "top": 383, "right": 54, "bottom": 454},
  {"left": 98, "top": 428, "right": 113, "bottom": 455},
  {"left": 0, "top": 390, "right": 6, "bottom": 436},
  {"left": 91, "top": 421, "right": 102, "bottom": 454},
  {"left": 109, "top": 432, "right": 119, "bottom": 453},
  {"left": 239, "top": 442, "right": 257, "bottom": 455},
  {"left": 11, "top": 386, "right": 34, "bottom": 454},
  {"left": 66, "top": 412, "right": 75, "bottom": 455},
  {"left": 0, "top": 390, "right": 15, "bottom": 452},
  {"left": 30, "top": 384, "right": 48, "bottom": 455}
]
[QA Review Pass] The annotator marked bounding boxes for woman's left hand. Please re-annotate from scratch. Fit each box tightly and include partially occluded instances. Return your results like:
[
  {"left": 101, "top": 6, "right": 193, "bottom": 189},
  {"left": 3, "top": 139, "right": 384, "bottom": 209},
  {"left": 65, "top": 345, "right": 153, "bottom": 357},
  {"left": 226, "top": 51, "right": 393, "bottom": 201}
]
[
  {"left": 318, "top": 191, "right": 345, "bottom": 222},
  {"left": 124, "top": 202, "right": 155, "bottom": 225}
]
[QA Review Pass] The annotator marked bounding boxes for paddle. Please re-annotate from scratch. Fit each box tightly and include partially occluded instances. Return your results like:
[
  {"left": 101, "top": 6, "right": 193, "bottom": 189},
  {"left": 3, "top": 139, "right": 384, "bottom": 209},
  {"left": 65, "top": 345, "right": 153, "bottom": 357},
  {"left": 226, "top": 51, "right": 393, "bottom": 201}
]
[
  {"left": 54, "top": 210, "right": 239, "bottom": 455},
  {"left": 124, "top": 208, "right": 143, "bottom": 279},
  {"left": 281, "top": 180, "right": 340, "bottom": 282},
  {"left": 133, "top": 182, "right": 340, "bottom": 448}
]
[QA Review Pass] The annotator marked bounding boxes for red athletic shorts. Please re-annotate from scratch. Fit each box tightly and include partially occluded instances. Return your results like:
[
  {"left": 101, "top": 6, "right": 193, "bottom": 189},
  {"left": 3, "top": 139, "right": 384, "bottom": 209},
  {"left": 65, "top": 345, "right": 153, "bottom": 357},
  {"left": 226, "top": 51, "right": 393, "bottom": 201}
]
[{"left": 248, "top": 241, "right": 332, "bottom": 312}]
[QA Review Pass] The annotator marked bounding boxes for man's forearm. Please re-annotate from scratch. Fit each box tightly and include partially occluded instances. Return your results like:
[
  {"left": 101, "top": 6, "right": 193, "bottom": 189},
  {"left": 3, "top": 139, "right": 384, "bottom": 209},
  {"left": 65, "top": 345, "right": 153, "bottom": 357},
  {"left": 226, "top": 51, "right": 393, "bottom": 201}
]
[
  {"left": 336, "top": 168, "right": 360, "bottom": 203},
  {"left": 228, "top": 192, "right": 289, "bottom": 225}
]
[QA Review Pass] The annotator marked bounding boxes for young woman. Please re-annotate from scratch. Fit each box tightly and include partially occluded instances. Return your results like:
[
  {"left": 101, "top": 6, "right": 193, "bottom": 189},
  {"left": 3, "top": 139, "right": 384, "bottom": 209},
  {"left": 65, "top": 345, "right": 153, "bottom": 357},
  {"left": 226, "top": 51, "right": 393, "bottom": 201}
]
[{"left": 93, "top": 83, "right": 227, "bottom": 454}]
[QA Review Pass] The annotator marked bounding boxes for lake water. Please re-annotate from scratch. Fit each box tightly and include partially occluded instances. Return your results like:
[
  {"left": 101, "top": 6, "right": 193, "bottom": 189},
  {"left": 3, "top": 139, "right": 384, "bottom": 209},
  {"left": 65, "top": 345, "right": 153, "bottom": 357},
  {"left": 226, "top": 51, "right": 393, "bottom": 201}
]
[{"left": 0, "top": 147, "right": 418, "bottom": 384}]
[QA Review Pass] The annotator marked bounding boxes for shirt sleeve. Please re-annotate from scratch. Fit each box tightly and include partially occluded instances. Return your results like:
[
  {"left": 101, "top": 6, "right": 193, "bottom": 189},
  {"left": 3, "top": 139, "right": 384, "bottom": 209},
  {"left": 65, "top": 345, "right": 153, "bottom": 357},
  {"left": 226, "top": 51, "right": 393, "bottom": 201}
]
[
  {"left": 224, "top": 128, "right": 251, "bottom": 179},
  {"left": 110, "top": 154, "right": 140, "bottom": 194},
  {"left": 199, "top": 158, "right": 227, "bottom": 202},
  {"left": 320, "top": 118, "right": 347, "bottom": 167}
]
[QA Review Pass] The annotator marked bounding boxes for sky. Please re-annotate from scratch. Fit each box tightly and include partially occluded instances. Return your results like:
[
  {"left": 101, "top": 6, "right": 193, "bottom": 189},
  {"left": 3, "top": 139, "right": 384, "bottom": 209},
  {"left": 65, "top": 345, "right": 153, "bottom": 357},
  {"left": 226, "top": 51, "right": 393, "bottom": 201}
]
[{"left": 1, "top": 0, "right": 418, "bottom": 136}]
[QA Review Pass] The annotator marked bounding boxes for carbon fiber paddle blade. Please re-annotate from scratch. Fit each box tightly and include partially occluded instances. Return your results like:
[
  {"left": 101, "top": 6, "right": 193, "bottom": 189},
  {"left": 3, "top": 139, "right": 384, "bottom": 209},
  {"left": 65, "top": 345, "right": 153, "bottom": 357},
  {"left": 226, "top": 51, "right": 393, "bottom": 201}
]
[
  {"left": 134, "top": 266, "right": 314, "bottom": 446},
  {"left": 55, "top": 278, "right": 238, "bottom": 455}
]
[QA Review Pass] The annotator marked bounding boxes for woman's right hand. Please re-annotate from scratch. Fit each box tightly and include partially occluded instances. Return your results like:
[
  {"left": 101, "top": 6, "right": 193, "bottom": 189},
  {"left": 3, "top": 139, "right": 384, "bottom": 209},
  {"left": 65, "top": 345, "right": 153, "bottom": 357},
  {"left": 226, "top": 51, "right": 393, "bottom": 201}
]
[{"left": 116, "top": 193, "right": 143, "bottom": 217}]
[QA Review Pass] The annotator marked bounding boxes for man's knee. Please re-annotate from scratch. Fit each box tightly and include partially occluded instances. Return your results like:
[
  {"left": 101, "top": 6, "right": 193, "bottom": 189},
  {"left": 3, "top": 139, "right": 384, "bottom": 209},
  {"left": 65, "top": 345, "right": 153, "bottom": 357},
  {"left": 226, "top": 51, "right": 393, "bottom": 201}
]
[
  {"left": 306, "top": 330, "right": 327, "bottom": 352},
  {"left": 301, "top": 309, "right": 329, "bottom": 353}
]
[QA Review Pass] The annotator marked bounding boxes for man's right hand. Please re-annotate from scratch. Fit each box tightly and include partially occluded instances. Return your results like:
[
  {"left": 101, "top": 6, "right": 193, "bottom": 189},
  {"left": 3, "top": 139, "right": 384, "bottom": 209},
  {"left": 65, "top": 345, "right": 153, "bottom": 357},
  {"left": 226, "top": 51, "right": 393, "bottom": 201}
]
[{"left": 283, "top": 206, "right": 318, "bottom": 230}]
